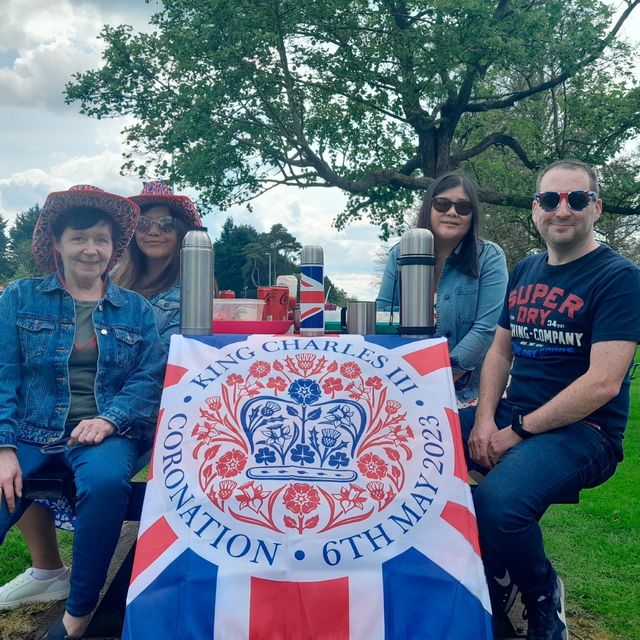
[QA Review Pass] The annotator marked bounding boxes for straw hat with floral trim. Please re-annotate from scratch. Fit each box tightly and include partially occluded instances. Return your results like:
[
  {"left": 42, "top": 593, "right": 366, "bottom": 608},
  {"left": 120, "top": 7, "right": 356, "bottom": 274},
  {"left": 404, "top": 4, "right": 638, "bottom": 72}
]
[
  {"left": 32, "top": 184, "right": 140, "bottom": 273},
  {"left": 128, "top": 180, "right": 202, "bottom": 228}
]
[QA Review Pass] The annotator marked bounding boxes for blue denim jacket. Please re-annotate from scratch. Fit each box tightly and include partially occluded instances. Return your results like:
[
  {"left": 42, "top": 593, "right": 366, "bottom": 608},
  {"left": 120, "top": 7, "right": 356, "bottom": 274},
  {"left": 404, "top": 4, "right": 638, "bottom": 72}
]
[
  {"left": 148, "top": 283, "right": 180, "bottom": 359},
  {"left": 0, "top": 274, "right": 164, "bottom": 448},
  {"left": 376, "top": 240, "right": 508, "bottom": 402}
]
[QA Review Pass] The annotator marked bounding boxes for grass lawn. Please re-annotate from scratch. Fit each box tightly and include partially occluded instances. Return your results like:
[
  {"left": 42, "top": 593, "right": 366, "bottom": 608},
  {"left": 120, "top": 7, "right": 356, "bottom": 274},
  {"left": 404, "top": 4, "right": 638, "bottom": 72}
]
[
  {"left": 542, "top": 374, "right": 640, "bottom": 640},
  {"left": 0, "top": 382, "right": 638, "bottom": 638}
]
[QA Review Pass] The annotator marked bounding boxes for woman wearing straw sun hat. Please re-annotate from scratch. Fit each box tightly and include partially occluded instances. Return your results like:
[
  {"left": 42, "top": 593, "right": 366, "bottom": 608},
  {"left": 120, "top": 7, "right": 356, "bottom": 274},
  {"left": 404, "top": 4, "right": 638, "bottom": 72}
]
[{"left": 0, "top": 185, "right": 164, "bottom": 639}]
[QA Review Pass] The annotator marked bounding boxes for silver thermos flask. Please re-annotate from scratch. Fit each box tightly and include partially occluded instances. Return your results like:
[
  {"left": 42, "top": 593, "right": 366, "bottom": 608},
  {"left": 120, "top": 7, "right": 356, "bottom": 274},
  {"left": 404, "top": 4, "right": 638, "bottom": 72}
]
[
  {"left": 398, "top": 228, "right": 435, "bottom": 338},
  {"left": 180, "top": 227, "right": 214, "bottom": 335}
]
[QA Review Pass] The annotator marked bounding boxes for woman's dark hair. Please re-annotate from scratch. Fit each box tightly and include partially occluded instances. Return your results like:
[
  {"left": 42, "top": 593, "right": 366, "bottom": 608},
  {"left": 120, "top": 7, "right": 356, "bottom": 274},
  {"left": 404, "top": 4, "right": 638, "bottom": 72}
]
[
  {"left": 52, "top": 206, "right": 120, "bottom": 249},
  {"left": 113, "top": 204, "right": 189, "bottom": 298},
  {"left": 415, "top": 172, "right": 482, "bottom": 278}
]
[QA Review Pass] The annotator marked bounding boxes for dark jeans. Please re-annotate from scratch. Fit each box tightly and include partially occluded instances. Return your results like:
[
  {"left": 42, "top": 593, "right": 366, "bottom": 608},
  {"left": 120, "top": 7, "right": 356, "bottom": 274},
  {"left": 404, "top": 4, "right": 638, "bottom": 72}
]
[
  {"left": 0, "top": 436, "right": 136, "bottom": 616},
  {"left": 459, "top": 401, "right": 619, "bottom": 599}
]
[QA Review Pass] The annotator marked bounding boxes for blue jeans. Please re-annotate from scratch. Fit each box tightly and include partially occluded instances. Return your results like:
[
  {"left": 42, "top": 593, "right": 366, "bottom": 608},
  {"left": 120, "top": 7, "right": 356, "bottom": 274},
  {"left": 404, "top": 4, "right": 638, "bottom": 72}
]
[
  {"left": 0, "top": 436, "right": 136, "bottom": 616},
  {"left": 459, "top": 401, "right": 619, "bottom": 599}
]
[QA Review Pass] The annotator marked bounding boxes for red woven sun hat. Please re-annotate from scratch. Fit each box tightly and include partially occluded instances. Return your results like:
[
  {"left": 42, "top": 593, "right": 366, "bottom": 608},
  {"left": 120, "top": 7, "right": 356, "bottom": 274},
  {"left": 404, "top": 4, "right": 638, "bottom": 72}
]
[
  {"left": 128, "top": 180, "right": 202, "bottom": 229},
  {"left": 32, "top": 184, "right": 140, "bottom": 273}
]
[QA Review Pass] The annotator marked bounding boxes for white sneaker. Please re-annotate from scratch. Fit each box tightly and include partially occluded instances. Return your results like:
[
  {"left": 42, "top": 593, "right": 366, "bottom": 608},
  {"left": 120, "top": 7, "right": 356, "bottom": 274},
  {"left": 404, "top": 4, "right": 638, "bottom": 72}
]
[{"left": 0, "top": 567, "right": 70, "bottom": 610}]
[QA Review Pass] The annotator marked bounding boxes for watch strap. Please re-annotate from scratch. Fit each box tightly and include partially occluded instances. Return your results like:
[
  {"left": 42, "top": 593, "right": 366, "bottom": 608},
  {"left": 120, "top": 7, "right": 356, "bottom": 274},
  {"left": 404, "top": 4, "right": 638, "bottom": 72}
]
[{"left": 511, "top": 407, "right": 534, "bottom": 439}]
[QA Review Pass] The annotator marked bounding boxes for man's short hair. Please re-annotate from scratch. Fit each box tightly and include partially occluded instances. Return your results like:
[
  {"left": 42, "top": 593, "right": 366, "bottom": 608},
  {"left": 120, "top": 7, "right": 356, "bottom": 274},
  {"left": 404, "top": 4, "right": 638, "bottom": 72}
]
[{"left": 536, "top": 159, "right": 599, "bottom": 193}]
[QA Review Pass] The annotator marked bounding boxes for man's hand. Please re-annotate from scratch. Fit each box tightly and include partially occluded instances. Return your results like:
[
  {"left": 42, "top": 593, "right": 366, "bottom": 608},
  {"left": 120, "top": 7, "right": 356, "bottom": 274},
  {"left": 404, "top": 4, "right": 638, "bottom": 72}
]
[
  {"left": 0, "top": 448, "right": 22, "bottom": 513},
  {"left": 68, "top": 418, "right": 115, "bottom": 446},
  {"left": 488, "top": 428, "right": 522, "bottom": 466},
  {"left": 468, "top": 417, "right": 499, "bottom": 469}
]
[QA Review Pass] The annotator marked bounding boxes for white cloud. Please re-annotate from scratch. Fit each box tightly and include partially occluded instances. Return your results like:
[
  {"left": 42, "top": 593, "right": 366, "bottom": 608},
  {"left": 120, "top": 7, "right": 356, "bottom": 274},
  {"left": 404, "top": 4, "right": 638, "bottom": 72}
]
[
  {"left": 0, "top": 0, "right": 390, "bottom": 300},
  {"left": 0, "top": 152, "right": 140, "bottom": 224}
]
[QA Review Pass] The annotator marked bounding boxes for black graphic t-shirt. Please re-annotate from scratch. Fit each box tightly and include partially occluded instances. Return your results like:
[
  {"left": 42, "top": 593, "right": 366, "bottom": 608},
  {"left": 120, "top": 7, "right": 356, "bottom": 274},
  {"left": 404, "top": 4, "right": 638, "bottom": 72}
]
[{"left": 499, "top": 244, "right": 640, "bottom": 449}]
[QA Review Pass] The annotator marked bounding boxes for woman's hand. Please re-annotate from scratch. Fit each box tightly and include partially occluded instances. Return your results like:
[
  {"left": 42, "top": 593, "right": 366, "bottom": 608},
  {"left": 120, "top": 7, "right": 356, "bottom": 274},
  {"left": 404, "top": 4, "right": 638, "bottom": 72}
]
[
  {"left": 0, "top": 448, "right": 22, "bottom": 513},
  {"left": 68, "top": 418, "right": 116, "bottom": 446}
]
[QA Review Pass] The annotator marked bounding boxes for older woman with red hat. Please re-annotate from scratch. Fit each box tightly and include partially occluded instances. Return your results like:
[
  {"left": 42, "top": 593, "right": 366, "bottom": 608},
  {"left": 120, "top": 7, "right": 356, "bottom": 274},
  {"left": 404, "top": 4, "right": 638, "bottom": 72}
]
[{"left": 0, "top": 185, "right": 164, "bottom": 639}]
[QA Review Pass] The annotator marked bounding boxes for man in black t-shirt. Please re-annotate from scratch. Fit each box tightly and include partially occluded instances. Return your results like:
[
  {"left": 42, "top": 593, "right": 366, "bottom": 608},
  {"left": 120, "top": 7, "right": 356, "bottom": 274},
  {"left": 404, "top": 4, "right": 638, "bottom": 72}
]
[{"left": 459, "top": 159, "right": 640, "bottom": 640}]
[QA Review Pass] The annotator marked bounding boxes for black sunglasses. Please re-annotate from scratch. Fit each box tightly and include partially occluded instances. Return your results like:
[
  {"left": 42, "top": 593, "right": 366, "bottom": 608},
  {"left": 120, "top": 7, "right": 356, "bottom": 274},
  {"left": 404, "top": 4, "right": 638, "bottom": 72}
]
[
  {"left": 534, "top": 191, "right": 598, "bottom": 212},
  {"left": 136, "top": 216, "right": 176, "bottom": 233},
  {"left": 432, "top": 197, "right": 474, "bottom": 216}
]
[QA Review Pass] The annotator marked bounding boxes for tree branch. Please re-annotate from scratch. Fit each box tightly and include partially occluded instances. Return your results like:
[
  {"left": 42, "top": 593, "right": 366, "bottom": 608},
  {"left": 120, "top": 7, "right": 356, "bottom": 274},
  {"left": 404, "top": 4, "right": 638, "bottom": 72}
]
[
  {"left": 466, "top": 0, "right": 640, "bottom": 113},
  {"left": 452, "top": 132, "right": 537, "bottom": 169}
]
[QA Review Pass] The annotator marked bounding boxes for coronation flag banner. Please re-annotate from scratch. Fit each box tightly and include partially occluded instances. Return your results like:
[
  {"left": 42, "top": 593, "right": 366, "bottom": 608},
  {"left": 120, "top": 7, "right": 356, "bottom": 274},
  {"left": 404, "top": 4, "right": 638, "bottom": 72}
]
[{"left": 123, "top": 333, "right": 493, "bottom": 640}]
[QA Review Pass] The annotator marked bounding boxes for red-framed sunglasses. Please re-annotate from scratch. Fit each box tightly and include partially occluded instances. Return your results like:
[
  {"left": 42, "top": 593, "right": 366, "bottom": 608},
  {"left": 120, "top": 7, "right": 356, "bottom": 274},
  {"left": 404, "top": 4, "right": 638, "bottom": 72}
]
[{"left": 534, "top": 191, "right": 598, "bottom": 212}]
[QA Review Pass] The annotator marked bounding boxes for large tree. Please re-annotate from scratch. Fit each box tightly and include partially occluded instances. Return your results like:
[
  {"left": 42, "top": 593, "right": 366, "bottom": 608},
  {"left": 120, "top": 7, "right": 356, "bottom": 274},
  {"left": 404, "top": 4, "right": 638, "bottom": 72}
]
[{"left": 66, "top": 0, "right": 639, "bottom": 236}]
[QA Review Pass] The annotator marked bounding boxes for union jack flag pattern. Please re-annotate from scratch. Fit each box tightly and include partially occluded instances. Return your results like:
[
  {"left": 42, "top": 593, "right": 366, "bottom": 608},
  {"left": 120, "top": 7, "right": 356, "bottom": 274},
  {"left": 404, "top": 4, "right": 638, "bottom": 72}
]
[
  {"left": 299, "top": 266, "right": 324, "bottom": 332},
  {"left": 123, "top": 333, "right": 493, "bottom": 639}
]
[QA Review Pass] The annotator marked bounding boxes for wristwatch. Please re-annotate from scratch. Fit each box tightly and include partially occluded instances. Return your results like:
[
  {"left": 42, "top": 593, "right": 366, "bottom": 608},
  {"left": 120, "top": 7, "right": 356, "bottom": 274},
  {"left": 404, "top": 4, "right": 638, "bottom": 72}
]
[{"left": 511, "top": 407, "right": 535, "bottom": 439}]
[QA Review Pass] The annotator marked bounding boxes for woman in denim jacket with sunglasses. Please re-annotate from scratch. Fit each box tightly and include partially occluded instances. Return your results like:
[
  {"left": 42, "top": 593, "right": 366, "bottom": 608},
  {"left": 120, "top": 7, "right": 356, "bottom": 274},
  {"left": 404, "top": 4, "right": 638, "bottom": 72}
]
[
  {"left": 0, "top": 185, "right": 164, "bottom": 639},
  {"left": 377, "top": 172, "right": 508, "bottom": 406}
]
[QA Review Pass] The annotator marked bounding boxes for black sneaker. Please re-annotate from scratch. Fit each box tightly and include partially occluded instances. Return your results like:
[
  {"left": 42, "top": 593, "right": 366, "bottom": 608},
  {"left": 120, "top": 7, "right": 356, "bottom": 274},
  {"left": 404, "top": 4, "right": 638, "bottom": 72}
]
[
  {"left": 489, "top": 569, "right": 527, "bottom": 637},
  {"left": 525, "top": 576, "right": 568, "bottom": 640}
]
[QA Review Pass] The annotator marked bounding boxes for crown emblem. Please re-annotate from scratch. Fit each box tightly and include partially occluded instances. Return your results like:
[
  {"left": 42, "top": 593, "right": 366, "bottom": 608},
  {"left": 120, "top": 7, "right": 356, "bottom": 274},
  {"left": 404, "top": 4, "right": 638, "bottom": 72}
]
[{"left": 191, "top": 353, "right": 415, "bottom": 534}]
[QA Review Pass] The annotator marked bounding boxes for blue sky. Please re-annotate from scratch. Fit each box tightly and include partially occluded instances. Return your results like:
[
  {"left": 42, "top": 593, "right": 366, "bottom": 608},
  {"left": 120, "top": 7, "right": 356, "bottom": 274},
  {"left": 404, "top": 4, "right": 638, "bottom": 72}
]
[
  {"left": 0, "top": 0, "right": 389, "bottom": 300},
  {"left": 1, "top": 1, "right": 637, "bottom": 299}
]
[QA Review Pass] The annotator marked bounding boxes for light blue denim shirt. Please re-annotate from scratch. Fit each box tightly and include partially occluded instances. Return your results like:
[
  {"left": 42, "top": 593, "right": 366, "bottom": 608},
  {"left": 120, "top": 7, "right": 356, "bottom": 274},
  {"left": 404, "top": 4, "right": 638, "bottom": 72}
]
[
  {"left": 376, "top": 240, "right": 508, "bottom": 402},
  {"left": 0, "top": 273, "right": 164, "bottom": 448},
  {"left": 148, "top": 283, "right": 180, "bottom": 359}
]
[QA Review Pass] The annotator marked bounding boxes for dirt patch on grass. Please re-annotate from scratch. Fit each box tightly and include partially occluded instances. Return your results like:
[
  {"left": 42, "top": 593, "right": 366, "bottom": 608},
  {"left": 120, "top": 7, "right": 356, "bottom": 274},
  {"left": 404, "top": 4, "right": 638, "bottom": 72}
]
[{"left": 0, "top": 604, "right": 616, "bottom": 640}]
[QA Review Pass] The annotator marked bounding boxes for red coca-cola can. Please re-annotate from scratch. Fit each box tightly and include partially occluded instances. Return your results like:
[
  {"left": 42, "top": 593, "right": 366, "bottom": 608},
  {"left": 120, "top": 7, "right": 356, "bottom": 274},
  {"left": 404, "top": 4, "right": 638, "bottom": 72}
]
[
  {"left": 219, "top": 290, "right": 236, "bottom": 299},
  {"left": 270, "top": 285, "right": 290, "bottom": 321},
  {"left": 257, "top": 286, "right": 272, "bottom": 320}
]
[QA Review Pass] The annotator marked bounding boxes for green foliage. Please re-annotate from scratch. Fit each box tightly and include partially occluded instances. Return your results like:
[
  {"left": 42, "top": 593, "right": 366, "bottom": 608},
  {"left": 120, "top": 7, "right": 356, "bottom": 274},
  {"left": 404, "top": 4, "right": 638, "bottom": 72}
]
[
  {"left": 0, "top": 216, "right": 11, "bottom": 280},
  {"left": 65, "top": 0, "right": 640, "bottom": 237},
  {"left": 324, "top": 275, "right": 352, "bottom": 306},
  {"left": 214, "top": 217, "right": 302, "bottom": 297},
  {"left": 0, "top": 205, "right": 45, "bottom": 284}
]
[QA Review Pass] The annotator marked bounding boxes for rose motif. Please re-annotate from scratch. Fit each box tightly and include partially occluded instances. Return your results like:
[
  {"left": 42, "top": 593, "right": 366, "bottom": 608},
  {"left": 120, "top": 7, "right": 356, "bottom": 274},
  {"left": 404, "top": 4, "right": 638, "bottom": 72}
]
[
  {"left": 216, "top": 449, "right": 247, "bottom": 478},
  {"left": 358, "top": 453, "right": 388, "bottom": 480},
  {"left": 249, "top": 360, "right": 271, "bottom": 378},
  {"left": 283, "top": 483, "right": 320, "bottom": 515},
  {"left": 340, "top": 361, "right": 362, "bottom": 379},
  {"left": 288, "top": 379, "right": 321, "bottom": 405}
]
